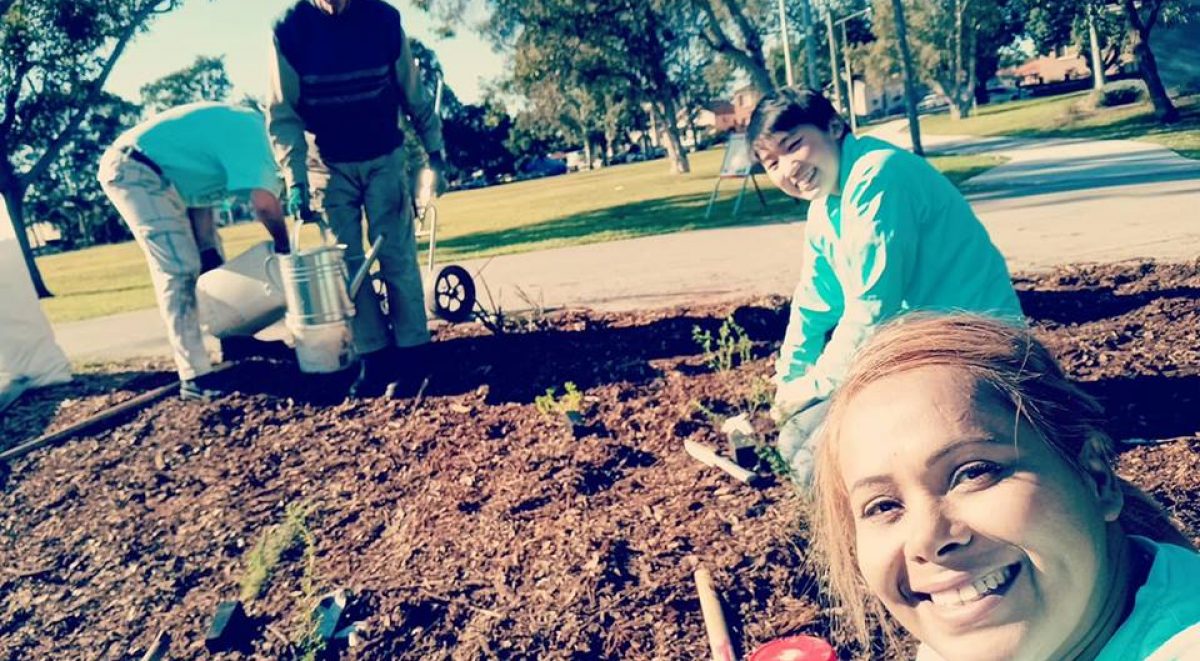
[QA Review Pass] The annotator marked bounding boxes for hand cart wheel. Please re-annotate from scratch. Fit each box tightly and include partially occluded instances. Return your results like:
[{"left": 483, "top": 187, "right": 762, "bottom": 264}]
[{"left": 431, "top": 264, "right": 476, "bottom": 323}]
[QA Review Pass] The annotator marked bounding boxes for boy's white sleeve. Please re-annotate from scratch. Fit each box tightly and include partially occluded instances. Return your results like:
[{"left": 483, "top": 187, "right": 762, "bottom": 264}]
[
  {"left": 775, "top": 156, "right": 917, "bottom": 413},
  {"left": 773, "top": 225, "right": 842, "bottom": 415}
]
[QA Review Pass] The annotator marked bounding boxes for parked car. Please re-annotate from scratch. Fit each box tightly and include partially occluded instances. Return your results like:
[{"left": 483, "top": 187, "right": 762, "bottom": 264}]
[
  {"left": 518, "top": 155, "right": 568, "bottom": 180},
  {"left": 916, "top": 93, "right": 951, "bottom": 113},
  {"left": 984, "top": 85, "right": 1023, "bottom": 104}
]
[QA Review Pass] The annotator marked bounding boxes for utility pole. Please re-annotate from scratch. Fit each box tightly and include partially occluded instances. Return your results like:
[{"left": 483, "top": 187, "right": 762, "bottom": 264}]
[
  {"left": 778, "top": 0, "right": 795, "bottom": 86},
  {"left": 842, "top": 21, "right": 856, "bottom": 132},
  {"left": 801, "top": 0, "right": 819, "bottom": 89}
]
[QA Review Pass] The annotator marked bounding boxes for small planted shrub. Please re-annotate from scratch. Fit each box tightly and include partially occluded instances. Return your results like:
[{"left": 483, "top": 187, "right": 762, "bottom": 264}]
[
  {"left": 1088, "top": 81, "right": 1146, "bottom": 108},
  {"left": 535, "top": 381, "right": 583, "bottom": 417},
  {"left": 692, "top": 316, "right": 753, "bottom": 373}
]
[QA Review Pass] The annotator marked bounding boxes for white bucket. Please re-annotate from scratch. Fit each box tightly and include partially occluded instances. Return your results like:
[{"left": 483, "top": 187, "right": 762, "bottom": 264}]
[
  {"left": 288, "top": 318, "right": 357, "bottom": 374},
  {"left": 197, "top": 241, "right": 286, "bottom": 338}
]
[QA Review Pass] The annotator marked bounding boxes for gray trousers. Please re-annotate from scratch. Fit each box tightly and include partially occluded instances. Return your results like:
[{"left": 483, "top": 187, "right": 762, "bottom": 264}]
[
  {"left": 309, "top": 147, "right": 428, "bottom": 354},
  {"left": 98, "top": 147, "right": 213, "bottom": 381}
]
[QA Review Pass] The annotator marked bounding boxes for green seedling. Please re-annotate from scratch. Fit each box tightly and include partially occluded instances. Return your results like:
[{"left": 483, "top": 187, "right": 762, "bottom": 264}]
[
  {"left": 756, "top": 444, "right": 794, "bottom": 479},
  {"left": 239, "top": 501, "right": 314, "bottom": 603},
  {"left": 692, "top": 316, "right": 753, "bottom": 373},
  {"left": 535, "top": 381, "right": 583, "bottom": 417}
]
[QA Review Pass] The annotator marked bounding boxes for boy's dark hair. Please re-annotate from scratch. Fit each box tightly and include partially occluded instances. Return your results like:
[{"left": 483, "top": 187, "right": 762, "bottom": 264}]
[{"left": 747, "top": 87, "right": 844, "bottom": 146}]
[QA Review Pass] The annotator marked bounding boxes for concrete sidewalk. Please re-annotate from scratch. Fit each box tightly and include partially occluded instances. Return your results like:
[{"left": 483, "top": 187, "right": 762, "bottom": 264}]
[
  {"left": 867, "top": 120, "right": 1200, "bottom": 271},
  {"left": 53, "top": 124, "right": 1200, "bottom": 363}
]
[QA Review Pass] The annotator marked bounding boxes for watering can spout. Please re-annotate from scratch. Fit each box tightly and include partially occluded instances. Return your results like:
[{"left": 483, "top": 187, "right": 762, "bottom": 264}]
[{"left": 347, "top": 234, "right": 386, "bottom": 300}]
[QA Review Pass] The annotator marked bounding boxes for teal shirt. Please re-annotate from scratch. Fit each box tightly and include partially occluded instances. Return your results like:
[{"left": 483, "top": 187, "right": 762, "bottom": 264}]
[
  {"left": 1096, "top": 538, "right": 1200, "bottom": 660},
  {"left": 774, "top": 134, "right": 1022, "bottom": 409},
  {"left": 116, "top": 102, "right": 282, "bottom": 207}
]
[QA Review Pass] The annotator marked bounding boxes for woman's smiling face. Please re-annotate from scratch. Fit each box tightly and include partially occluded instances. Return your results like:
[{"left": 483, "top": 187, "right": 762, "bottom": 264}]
[
  {"left": 836, "top": 365, "right": 1124, "bottom": 661},
  {"left": 754, "top": 120, "right": 844, "bottom": 201}
]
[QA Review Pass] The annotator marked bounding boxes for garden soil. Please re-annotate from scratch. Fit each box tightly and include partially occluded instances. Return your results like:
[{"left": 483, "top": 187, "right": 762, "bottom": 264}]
[{"left": 2, "top": 260, "right": 1198, "bottom": 660}]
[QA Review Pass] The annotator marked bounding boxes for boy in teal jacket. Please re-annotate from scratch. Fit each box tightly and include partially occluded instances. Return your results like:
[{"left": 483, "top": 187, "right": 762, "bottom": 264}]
[{"left": 748, "top": 88, "right": 1023, "bottom": 483}]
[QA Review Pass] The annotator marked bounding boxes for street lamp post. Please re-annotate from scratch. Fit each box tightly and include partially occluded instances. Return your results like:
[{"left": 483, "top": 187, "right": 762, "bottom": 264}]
[
  {"left": 835, "top": 8, "right": 870, "bottom": 133},
  {"left": 824, "top": 9, "right": 844, "bottom": 115}
]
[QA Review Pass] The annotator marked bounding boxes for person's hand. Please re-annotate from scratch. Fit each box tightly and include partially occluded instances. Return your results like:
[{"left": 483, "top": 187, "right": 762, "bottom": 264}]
[
  {"left": 770, "top": 402, "right": 791, "bottom": 427},
  {"left": 427, "top": 151, "right": 449, "bottom": 196},
  {"left": 286, "top": 184, "right": 315, "bottom": 222},
  {"left": 771, "top": 388, "right": 817, "bottom": 428}
]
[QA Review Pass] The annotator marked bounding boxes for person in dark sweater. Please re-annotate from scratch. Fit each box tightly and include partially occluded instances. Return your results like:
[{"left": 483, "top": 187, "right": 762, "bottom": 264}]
[{"left": 266, "top": 0, "right": 447, "bottom": 397}]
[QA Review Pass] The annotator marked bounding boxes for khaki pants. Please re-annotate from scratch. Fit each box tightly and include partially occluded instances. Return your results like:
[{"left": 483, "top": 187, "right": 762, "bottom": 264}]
[
  {"left": 309, "top": 147, "right": 428, "bottom": 353},
  {"left": 98, "top": 147, "right": 212, "bottom": 380}
]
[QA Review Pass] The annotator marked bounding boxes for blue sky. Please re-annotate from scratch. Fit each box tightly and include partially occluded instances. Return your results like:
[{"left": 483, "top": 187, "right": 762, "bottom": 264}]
[{"left": 104, "top": 0, "right": 505, "bottom": 105}]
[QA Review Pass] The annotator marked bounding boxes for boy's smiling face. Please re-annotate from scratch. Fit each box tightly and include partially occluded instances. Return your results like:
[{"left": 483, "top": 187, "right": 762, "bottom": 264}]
[{"left": 754, "top": 119, "right": 845, "bottom": 201}]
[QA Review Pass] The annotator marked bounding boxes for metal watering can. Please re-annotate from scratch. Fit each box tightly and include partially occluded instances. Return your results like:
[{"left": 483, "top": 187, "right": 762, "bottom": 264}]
[{"left": 269, "top": 221, "right": 385, "bottom": 374}]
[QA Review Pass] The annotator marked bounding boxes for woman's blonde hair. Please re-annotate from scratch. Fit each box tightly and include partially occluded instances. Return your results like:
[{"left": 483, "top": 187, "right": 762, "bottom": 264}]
[{"left": 810, "top": 313, "right": 1190, "bottom": 652}]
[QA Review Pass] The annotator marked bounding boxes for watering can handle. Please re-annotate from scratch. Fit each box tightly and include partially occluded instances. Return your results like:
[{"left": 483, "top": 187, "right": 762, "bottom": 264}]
[
  {"left": 289, "top": 215, "right": 332, "bottom": 253},
  {"left": 348, "top": 233, "right": 387, "bottom": 300},
  {"left": 264, "top": 252, "right": 281, "bottom": 295}
]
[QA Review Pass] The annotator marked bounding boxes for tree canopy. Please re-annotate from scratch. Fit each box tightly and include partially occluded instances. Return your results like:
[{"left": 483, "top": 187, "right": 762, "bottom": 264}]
[{"left": 1, "top": 0, "right": 195, "bottom": 296}]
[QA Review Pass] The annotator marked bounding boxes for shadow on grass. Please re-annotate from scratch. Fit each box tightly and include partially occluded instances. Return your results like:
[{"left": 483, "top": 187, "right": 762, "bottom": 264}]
[
  {"left": 434, "top": 190, "right": 804, "bottom": 258},
  {"left": 1014, "top": 95, "right": 1200, "bottom": 151}
]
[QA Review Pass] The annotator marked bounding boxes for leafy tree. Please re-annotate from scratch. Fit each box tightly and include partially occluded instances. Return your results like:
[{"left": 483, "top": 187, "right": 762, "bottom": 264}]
[
  {"left": 443, "top": 99, "right": 515, "bottom": 179},
  {"left": 25, "top": 93, "right": 142, "bottom": 249},
  {"left": 1120, "top": 0, "right": 1193, "bottom": 122},
  {"left": 440, "top": 0, "right": 695, "bottom": 173},
  {"left": 1025, "top": 0, "right": 1125, "bottom": 90},
  {"left": 690, "top": 0, "right": 777, "bottom": 94},
  {"left": 139, "top": 54, "right": 232, "bottom": 112},
  {"left": 1, "top": 0, "right": 194, "bottom": 298},
  {"left": 869, "top": 0, "right": 1023, "bottom": 119}
]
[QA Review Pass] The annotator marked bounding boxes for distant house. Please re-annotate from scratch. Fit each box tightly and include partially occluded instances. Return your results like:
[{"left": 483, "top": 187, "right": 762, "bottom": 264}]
[
  {"left": 849, "top": 76, "right": 906, "bottom": 118},
  {"left": 1001, "top": 47, "right": 1128, "bottom": 88},
  {"left": 730, "top": 85, "right": 764, "bottom": 131},
  {"left": 678, "top": 100, "right": 738, "bottom": 148}
]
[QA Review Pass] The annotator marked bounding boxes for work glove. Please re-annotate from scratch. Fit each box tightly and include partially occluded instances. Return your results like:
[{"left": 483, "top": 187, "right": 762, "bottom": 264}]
[
  {"left": 770, "top": 380, "right": 818, "bottom": 427},
  {"left": 286, "top": 184, "right": 315, "bottom": 222}
]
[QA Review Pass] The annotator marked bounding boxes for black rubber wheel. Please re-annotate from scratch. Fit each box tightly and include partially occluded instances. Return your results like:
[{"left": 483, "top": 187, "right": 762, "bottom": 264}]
[{"left": 432, "top": 264, "right": 476, "bottom": 323}]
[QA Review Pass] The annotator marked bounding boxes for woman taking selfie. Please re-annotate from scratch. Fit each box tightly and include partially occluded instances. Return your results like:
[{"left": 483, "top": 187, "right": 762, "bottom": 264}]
[{"left": 811, "top": 314, "right": 1199, "bottom": 660}]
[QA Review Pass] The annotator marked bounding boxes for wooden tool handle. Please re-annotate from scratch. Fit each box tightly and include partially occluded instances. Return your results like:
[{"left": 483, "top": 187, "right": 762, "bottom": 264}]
[
  {"left": 684, "top": 439, "right": 758, "bottom": 485},
  {"left": 695, "top": 566, "right": 736, "bottom": 661}
]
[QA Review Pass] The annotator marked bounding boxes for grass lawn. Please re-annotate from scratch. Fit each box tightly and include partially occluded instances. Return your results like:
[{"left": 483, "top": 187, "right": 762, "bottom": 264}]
[
  {"left": 921, "top": 91, "right": 1200, "bottom": 160},
  {"left": 37, "top": 148, "right": 1003, "bottom": 323}
]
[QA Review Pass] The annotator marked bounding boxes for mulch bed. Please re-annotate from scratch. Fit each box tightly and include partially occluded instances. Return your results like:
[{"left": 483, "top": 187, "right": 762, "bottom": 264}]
[{"left": 1, "top": 259, "right": 1197, "bottom": 660}]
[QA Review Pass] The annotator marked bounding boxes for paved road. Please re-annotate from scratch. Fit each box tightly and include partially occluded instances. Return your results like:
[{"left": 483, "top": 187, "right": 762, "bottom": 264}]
[{"left": 53, "top": 122, "right": 1200, "bottom": 362}]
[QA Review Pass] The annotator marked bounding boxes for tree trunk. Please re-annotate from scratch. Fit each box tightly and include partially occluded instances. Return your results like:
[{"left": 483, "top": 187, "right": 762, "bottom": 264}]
[
  {"left": 1123, "top": 0, "right": 1178, "bottom": 122},
  {"left": 2, "top": 189, "right": 52, "bottom": 298},
  {"left": 695, "top": 0, "right": 775, "bottom": 94},
  {"left": 948, "top": 0, "right": 975, "bottom": 120},
  {"left": 653, "top": 101, "right": 691, "bottom": 174},
  {"left": 891, "top": 0, "right": 924, "bottom": 155},
  {"left": 1087, "top": 4, "right": 1106, "bottom": 90}
]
